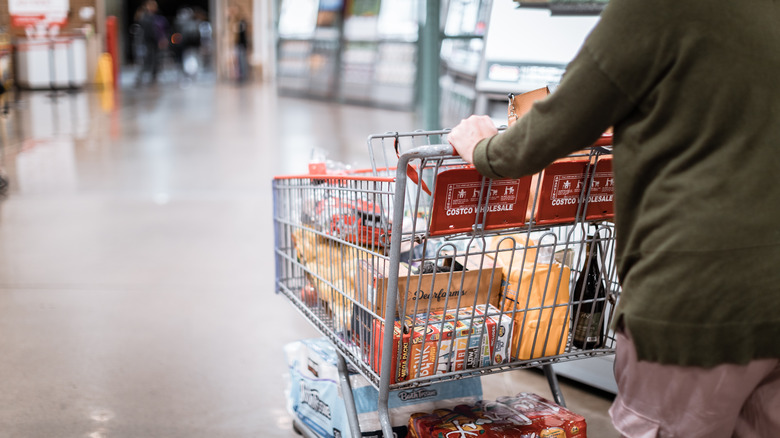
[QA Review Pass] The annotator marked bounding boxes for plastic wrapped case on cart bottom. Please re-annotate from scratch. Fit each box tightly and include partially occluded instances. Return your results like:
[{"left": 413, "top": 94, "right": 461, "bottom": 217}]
[
  {"left": 284, "top": 338, "right": 483, "bottom": 438},
  {"left": 408, "top": 393, "right": 587, "bottom": 438}
]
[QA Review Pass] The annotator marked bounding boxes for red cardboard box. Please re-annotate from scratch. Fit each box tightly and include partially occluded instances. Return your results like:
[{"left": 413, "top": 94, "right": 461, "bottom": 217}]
[{"left": 428, "top": 167, "right": 534, "bottom": 236}]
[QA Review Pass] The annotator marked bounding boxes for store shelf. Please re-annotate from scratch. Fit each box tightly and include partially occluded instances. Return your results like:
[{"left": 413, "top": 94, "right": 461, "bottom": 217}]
[
  {"left": 277, "top": 0, "right": 418, "bottom": 109},
  {"left": 438, "top": 0, "right": 491, "bottom": 128},
  {"left": 440, "top": 75, "right": 478, "bottom": 129},
  {"left": 276, "top": 0, "right": 343, "bottom": 98},
  {"left": 338, "top": 0, "right": 417, "bottom": 109}
]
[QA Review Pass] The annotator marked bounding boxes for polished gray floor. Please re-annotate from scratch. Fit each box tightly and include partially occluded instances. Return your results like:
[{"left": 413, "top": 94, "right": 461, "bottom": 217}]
[{"left": 0, "top": 81, "right": 618, "bottom": 437}]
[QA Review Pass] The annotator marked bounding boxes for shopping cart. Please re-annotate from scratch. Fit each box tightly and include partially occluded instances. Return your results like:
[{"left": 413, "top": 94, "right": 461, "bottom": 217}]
[{"left": 273, "top": 129, "right": 620, "bottom": 438}]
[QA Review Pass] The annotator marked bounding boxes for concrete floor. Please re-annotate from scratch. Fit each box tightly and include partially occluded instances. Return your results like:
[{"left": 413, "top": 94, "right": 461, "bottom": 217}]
[{"left": 0, "top": 80, "right": 619, "bottom": 437}]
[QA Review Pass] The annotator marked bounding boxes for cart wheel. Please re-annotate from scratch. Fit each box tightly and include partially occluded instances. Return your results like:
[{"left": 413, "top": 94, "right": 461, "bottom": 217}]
[{"left": 292, "top": 420, "right": 303, "bottom": 436}]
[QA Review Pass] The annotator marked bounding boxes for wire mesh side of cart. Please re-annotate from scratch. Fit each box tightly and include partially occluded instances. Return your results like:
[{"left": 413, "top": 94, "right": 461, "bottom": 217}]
[
  {"left": 274, "top": 172, "right": 397, "bottom": 383},
  {"left": 273, "top": 130, "right": 621, "bottom": 392}
]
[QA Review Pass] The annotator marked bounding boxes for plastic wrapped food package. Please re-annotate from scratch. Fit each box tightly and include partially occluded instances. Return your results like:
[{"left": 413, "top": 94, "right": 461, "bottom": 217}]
[{"left": 408, "top": 393, "right": 586, "bottom": 438}]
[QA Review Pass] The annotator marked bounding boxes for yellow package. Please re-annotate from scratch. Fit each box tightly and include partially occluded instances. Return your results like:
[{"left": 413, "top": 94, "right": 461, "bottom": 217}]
[
  {"left": 488, "top": 235, "right": 571, "bottom": 360},
  {"left": 291, "top": 227, "right": 360, "bottom": 327}
]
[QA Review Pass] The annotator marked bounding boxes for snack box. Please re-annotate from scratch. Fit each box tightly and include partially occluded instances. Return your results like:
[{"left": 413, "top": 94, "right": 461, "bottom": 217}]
[
  {"left": 371, "top": 316, "right": 463, "bottom": 384},
  {"left": 439, "top": 305, "right": 512, "bottom": 370},
  {"left": 408, "top": 311, "right": 470, "bottom": 374},
  {"left": 371, "top": 305, "right": 513, "bottom": 384},
  {"left": 474, "top": 304, "right": 514, "bottom": 366}
]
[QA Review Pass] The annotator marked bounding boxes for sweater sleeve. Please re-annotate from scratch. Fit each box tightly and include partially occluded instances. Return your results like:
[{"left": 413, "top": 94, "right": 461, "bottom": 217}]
[{"left": 473, "top": 45, "right": 636, "bottom": 179}]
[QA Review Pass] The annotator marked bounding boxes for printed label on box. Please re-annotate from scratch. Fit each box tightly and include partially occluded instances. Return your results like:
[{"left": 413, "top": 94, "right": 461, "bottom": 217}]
[
  {"left": 585, "top": 158, "right": 615, "bottom": 220},
  {"left": 444, "top": 179, "right": 522, "bottom": 211},
  {"left": 550, "top": 173, "right": 586, "bottom": 203},
  {"left": 429, "top": 167, "right": 532, "bottom": 236}
]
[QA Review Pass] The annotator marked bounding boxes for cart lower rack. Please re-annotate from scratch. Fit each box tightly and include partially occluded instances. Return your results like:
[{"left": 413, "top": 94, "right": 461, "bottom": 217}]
[{"left": 274, "top": 129, "right": 620, "bottom": 438}]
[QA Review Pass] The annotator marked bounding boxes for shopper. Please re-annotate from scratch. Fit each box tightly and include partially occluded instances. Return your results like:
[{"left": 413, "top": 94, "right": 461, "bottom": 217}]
[
  {"left": 448, "top": 0, "right": 780, "bottom": 436},
  {"left": 135, "top": 0, "right": 169, "bottom": 85},
  {"left": 172, "top": 7, "right": 203, "bottom": 79},
  {"left": 227, "top": 5, "right": 250, "bottom": 82}
]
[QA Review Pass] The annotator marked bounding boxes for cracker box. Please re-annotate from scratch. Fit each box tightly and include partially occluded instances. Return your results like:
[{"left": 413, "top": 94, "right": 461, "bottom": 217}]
[
  {"left": 409, "top": 311, "right": 469, "bottom": 375},
  {"left": 371, "top": 316, "right": 463, "bottom": 384},
  {"left": 474, "top": 304, "right": 514, "bottom": 366},
  {"left": 439, "top": 307, "right": 494, "bottom": 371},
  {"left": 371, "top": 305, "right": 513, "bottom": 384},
  {"left": 448, "top": 305, "right": 513, "bottom": 370}
]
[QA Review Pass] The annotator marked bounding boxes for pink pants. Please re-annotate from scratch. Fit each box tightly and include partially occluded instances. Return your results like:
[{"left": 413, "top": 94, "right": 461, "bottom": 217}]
[{"left": 609, "top": 329, "right": 780, "bottom": 438}]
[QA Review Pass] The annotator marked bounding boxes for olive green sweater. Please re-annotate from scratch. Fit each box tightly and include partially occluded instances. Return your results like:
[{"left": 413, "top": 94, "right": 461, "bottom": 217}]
[{"left": 473, "top": 0, "right": 780, "bottom": 367}]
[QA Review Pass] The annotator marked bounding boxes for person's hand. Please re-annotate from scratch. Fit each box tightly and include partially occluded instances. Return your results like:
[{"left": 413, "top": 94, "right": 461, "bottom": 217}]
[{"left": 448, "top": 115, "right": 498, "bottom": 165}]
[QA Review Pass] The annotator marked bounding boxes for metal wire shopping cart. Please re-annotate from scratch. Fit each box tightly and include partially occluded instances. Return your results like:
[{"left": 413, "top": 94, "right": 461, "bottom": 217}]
[{"left": 273, "top": 129, "right": 620, "bottom": 438}]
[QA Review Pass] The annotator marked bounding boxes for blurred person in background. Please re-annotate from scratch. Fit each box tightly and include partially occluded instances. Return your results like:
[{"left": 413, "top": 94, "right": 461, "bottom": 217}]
[
  {"left": 226, "top": 4, "right": 250, "bottom": 82},
  {"left": 171, "top": 7, "right": 204, "bottom": 81},
  {"left": 448, "top": 0, "right": 780, "bottom": 436},
  {"left": 194, "top": 7, "right": 214, "bottom": 73},
  {"left": 134, "top": 0, "right": 169, "bottom": 86}
]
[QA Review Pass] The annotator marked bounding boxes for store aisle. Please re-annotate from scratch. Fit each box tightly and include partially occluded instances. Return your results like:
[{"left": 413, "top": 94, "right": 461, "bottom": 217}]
[{"left": 0, "top": 83, "right": 618, "bottom": 437}]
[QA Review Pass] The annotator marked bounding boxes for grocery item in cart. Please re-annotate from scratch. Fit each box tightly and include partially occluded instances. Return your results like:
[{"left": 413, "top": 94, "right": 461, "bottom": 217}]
[
  {"left": 532, "top": 158, "right": 615, "bottom": 225},
  {"left": 371, "top": 316, "right": 455, "bottom": 384},
  {"left": 488, "top": 235, "right": 571, "bottom": 360},
  {"left": 427, "top": 166, "right": 533, "bottom": 236},
  {"left": 408, "top": 393, "right": 586, "bottom": 438},
  {"left": 571, "top": 235, "right": 607, "bottom": 350},
  {"left": 371, "top": 305, "right": 513, "bottom": 384},
  {"left": 409, "top": 406, "right": 539, "bottom": 438},
  {"left": 496, "top": 393, "right": 587, "bottom": 437},
  {"left": 414, "top": 304, "right": 512, "bottom": 372},
  {"left": 474, "top": 304, "right": 514, "bottom": 366},
  {"left": 315, "top": 196, "right": 388, "bottom": 247},
  {"left": 435, "top": 304, "right": 513, "bottom": 370},
  {"left": 291, "top": 227, "right": 362, "bottom": 331},
  {"left": 358, "top": 254, "right": 503, "bottom": 317},
  {"left": 284, "top": 338, "right": 483, "bottom": 438},
  {"left": 421, "top": 156, "right": 613, "bottom": 234}
]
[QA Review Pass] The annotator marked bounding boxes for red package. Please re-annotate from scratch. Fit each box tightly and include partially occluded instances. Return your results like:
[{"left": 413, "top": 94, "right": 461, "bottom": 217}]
[
  {"left": 409, "top": 405, "right": 541, "bottom": 438},
  {"left": 408, "top": 394, "right": 587, "bottom": 438},
  {"left": 497, "top": 393, "right": 587, "bottom": 438},
  {"left": 409, "top": 409, "right": 475, "bottom": 438}
]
